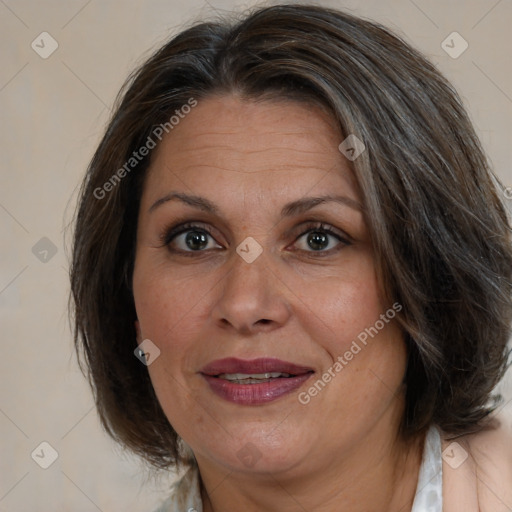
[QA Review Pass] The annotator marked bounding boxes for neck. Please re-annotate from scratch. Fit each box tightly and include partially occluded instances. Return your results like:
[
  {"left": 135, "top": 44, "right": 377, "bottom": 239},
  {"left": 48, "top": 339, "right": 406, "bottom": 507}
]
[{"left": 197, "top": 412, "right": 426, "bottom": 512}]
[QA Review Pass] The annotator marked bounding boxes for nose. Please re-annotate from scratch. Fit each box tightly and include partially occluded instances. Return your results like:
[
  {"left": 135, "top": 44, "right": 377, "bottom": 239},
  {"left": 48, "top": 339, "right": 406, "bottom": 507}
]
[{"left": 211, "top": 246, "right": 291, "bottom": 335}]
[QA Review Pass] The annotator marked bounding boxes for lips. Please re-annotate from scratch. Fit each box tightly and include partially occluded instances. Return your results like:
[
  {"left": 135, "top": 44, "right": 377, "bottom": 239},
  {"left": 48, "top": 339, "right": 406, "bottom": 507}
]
[
  {"left": 200, "top": 357, "right": 314, "bottom": 405},
  {"left": 201, "top": 357, "right": 313, "bottom": 376}
]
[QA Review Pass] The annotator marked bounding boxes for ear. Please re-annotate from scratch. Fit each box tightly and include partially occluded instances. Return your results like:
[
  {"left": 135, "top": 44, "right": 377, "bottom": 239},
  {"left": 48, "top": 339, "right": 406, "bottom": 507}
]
[{"left": 134, "top": 320, "right": 142, "bottom": 344}]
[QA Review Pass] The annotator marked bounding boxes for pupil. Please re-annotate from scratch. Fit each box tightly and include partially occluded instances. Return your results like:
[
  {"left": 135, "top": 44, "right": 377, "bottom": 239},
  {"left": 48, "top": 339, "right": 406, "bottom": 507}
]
[
  {"left": 186, "top": 231, "right": 208, "bottom": 250},
  {"left": 308, "top": 232, "right": 327, "bottom": 250}
]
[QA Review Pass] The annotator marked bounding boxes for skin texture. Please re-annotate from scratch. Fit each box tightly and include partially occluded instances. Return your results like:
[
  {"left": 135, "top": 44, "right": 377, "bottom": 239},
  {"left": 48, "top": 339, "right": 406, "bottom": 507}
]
[{"left": 132, "top": 95, "right": 425, "bottom": 512}]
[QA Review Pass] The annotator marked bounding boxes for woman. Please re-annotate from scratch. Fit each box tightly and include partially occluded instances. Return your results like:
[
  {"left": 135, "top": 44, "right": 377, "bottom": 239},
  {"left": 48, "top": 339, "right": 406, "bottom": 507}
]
[{"left": 70, "top": 3, "right": 512, "bottom": 511}]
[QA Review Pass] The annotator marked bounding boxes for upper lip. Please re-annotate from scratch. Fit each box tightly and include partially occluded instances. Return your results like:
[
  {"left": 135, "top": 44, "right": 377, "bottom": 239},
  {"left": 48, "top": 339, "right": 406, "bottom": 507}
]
[{"left": 200, "top": 357, "right": 314, "bottom": 376}]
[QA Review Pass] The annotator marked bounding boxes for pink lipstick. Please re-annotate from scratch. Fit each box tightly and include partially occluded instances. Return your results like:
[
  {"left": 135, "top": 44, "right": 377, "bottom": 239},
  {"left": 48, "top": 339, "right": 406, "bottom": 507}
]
[{"left": 200, "top": 357, "right": 314, "bottom": 405}]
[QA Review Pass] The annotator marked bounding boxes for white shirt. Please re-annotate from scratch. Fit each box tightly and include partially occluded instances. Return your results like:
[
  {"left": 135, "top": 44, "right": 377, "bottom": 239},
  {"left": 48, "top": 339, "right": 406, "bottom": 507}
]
[
  {"left": 154, "top": 424, "right": 443, "bottom": 512},
  {"left": 410, "top": 424, "right": 443, "bottom": 512}
]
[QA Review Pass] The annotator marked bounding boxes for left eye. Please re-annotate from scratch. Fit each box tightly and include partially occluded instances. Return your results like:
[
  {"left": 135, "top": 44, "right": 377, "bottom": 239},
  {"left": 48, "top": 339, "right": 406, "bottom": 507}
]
[{"left": 294, "top": 227, "right": 346, "bottom": 252}]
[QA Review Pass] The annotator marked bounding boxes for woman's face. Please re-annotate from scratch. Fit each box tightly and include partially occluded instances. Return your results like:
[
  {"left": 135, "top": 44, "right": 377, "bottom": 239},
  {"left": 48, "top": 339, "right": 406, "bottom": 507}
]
[{"left": 132, "top": 95, "right": 407, "bottom": 476}]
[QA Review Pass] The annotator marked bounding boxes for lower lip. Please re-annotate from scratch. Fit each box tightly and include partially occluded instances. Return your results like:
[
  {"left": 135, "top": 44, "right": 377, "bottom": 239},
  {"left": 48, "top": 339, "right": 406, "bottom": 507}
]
[{"left": 201, "top": 373, "right": 313, "bottom": 405}]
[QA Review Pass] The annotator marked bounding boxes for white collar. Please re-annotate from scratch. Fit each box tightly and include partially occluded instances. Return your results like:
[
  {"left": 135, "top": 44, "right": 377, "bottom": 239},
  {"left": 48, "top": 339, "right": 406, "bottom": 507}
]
[
  {"left": 410, "top": 424, "right": 443, "bottom": 512},
  {"left": 158, "top": 424, "right": 443, "bottom": 512}
]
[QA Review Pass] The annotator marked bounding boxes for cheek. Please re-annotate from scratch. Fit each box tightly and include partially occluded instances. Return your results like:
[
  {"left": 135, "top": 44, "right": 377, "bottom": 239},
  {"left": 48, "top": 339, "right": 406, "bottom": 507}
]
[
  {"left": 316, "top": 280, "right": 382, "bottom": 332},
  {"left": 133, "top": 269, "right": 205, "bottom": 421},
  {"left": 132, "top": 262, "right": 215, "bottom": 404},
  {"left": 289, "top": 255, "right": 385, "bottom": 355},
  {"left": 133, "top": 261, "right": 209, "bottom": 343}
]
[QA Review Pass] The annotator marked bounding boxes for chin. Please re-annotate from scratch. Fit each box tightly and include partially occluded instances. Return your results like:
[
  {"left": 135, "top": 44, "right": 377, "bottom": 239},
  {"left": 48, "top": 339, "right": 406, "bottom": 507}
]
[{"left": 200, "top": 427, "right": 308, "bottom": 475}]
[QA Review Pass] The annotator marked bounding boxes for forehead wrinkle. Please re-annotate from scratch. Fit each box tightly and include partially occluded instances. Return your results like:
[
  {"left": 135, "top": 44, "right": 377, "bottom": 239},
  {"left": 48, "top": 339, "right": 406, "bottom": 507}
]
[
  {"left": 162, "top": 146, "right": 340, "bottom": 174},
  {"left": 233, "top": 147, "right": 328, "bottom": 156},
  {"left": 163, "top": 163, "right": 338, "bottom": 176},
  {"left": 168, "top": 140, "right": 334, "bottom": 155},
  {"left": 169, "top": 124, "right": 338, "bottom": 152}
]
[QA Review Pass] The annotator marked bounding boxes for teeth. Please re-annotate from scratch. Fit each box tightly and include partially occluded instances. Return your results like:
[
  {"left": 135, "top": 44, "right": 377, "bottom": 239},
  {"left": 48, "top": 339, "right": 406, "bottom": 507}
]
[{"left": 219, "top": 372, "right": 291, "bottom": 382}]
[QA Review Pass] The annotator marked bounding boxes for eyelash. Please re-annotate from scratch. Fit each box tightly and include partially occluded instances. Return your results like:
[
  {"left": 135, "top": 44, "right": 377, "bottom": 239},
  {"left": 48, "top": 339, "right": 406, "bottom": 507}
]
[{"left": 158, "top": 221, "right": 352, "bottom": 257}]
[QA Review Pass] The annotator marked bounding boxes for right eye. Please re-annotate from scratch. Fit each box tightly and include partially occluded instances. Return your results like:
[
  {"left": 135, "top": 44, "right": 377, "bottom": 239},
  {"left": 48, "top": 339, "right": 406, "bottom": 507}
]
[{"left": 160, "top": 222, "right": 223, "bottom": 255}]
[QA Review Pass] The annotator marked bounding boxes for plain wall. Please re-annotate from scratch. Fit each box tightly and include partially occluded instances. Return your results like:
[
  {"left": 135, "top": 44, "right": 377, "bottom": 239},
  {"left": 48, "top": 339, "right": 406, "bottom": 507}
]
[{"left": 1, "top": 0, "right": 511, "bottom": 510}]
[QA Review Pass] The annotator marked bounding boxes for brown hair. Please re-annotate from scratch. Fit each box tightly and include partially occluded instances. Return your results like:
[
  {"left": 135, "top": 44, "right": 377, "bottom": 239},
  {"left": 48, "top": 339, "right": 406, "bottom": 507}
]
[{"left": 70, "top": 3, "right": 512, "bottom": 470}]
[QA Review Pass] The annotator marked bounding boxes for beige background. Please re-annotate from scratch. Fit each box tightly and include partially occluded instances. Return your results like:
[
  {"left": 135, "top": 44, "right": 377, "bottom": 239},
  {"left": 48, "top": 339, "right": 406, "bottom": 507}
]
[{"left": 1, "top": 0, "right": 511, "bottom": 510}]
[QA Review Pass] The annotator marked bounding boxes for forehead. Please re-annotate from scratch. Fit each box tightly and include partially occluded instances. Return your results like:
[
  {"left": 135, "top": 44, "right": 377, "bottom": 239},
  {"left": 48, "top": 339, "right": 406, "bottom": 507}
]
[{"left": 141, "top": 95, "right": 360, "bottom": 209}]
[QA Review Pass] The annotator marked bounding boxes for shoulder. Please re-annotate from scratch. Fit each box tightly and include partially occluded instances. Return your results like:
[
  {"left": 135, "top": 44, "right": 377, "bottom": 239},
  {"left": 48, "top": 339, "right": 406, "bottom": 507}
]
[
  {"left": 152, "top": 463, "right": 202, "bottom": 512},
  {"left": 440, "top": 412, "right": 512, "bottom": 512}
]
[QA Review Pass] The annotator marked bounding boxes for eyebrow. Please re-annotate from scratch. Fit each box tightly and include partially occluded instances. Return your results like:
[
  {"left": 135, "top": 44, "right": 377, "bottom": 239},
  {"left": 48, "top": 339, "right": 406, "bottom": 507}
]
[{"left": 148, "top": 191, "right": 362, "bottom": 217}]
